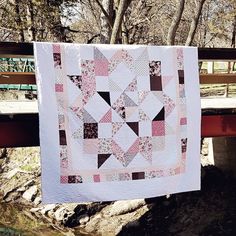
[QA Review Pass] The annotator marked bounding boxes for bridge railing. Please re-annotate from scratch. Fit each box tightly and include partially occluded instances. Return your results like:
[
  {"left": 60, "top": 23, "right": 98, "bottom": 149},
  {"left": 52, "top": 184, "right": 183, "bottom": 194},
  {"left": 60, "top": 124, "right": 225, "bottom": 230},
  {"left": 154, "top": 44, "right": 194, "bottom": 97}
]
[{"left": 0, "top": 42, "right": 236, "bottom": 147}]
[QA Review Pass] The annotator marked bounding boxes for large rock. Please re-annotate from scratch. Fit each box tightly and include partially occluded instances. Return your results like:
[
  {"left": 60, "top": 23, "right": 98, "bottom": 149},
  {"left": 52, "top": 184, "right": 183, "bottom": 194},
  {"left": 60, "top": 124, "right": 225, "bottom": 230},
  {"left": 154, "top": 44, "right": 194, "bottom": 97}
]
[
  {"left": 40, "top": 204, "right": 57, "bottom": 215},
  {"left": 3, "top": 168, "right": 19, "bottom": 179},
  {"left": 108, "top": 199, "right": 146, "bottom": 216},
  {"left": 22, "top": 185, "right": 38, "bottom": 201},
  {"left": 54, "top": 206, "right": 74, "bottom": 224},
  {"left": 79, "top": 214, "right": 90, "bottom": 225}
]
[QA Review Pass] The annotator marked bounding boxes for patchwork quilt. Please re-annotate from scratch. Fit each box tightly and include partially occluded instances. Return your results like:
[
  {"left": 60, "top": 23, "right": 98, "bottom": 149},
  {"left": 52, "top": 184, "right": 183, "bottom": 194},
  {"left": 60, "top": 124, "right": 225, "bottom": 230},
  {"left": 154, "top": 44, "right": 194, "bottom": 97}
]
[{"left": 34, "top": 43, "right": 201, "bottom": 203}]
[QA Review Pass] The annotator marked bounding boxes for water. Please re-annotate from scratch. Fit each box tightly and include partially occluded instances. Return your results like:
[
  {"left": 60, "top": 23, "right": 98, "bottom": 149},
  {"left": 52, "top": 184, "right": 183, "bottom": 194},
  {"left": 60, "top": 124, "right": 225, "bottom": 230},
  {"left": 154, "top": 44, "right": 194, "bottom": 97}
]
[{"left": 0, "top": 203, "right": 65, "bottom": 236}]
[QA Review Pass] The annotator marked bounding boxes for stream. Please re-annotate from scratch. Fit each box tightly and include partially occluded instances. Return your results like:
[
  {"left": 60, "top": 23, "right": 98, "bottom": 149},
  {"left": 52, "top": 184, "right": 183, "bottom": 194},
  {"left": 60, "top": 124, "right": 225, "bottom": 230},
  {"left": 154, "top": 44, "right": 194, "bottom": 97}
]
[{"left": 0, "top": 203, "right": 65, "bottom": 236}]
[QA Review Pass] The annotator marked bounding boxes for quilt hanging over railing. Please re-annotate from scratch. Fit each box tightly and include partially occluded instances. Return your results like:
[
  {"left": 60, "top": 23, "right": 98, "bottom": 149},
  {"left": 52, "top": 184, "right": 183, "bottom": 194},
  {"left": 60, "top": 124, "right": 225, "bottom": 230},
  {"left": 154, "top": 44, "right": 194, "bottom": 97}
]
[{"left": 34, "top": 43, "right": 201, "bottom": 203}]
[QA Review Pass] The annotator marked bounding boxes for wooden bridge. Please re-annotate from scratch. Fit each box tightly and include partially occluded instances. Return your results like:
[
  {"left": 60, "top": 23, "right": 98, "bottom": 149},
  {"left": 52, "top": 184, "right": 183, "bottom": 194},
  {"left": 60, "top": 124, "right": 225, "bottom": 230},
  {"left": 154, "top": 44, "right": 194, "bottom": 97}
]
[{"left": 1, "top": 42, "right": 236, "bottom": 148}]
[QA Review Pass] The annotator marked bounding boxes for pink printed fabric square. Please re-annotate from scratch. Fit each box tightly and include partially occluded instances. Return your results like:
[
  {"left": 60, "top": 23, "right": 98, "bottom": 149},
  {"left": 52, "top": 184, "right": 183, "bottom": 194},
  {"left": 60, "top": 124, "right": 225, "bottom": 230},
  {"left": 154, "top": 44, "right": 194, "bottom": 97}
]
[
  {"left": 95, "top": 60, "right": 109, "bottom": 76},
  {"left": 35, "top": 42, "right": 200, "bottom": 203},
  {"left": 55, "top": 83, "right": 63, "bottom": 92},
  {"left": 180, "top": 117, "right": 187, "bottom": 125},
  {"left": 60, "top": 176, "right": 68, "bottom": 184},
  {"left": 152, "top": 121, "right": 165, "bottom": 136},
  {"left": 93, "top": 174, "right": 100, "bottom": 182}
]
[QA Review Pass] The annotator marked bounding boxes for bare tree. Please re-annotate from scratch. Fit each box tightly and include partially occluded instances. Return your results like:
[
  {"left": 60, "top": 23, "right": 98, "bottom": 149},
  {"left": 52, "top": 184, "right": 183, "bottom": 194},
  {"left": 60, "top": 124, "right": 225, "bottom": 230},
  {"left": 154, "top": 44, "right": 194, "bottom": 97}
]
[
  {"left": 110, "top": 0, "right": 132, "bottom": 43},
  {"left": 95, "top": 0, "right": 132, "bottom": 44},
  {"left": 25, "top": 0, "right": 36, "bottom": 41},
  {"left": 185, "top": 0, "right": 206, "bottom": 46},
  {"left": 13, "top": 0, "right": 25, "bottom": 41},
  {"left": 231, "top": 15, "right": 236, "bottom": 48},
  {"left": 98, "top": 0, "right": 114, "bottom": 43},
  {"left": 167, "top": 0, "right": 185, "bottom": 45}
]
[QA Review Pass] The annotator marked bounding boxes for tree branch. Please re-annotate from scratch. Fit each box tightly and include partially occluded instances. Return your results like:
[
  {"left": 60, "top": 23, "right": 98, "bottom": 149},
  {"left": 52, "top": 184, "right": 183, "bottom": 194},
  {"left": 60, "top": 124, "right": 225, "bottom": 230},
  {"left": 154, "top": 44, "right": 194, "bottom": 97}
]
[
  {"left": 167, "top": 0, "right": 185, "bottom": 45},
  {"left": 87, "top": 33, "right": 101, "bottom": 43},
  {"left": 94, "top": 0, "right": 113, "bottom": 28},
  {"left": 110, "top": 0, "right": 132, "bottom": 44},
  {"left": 185, "top": 0, "right": 206, "bottom": 46}
]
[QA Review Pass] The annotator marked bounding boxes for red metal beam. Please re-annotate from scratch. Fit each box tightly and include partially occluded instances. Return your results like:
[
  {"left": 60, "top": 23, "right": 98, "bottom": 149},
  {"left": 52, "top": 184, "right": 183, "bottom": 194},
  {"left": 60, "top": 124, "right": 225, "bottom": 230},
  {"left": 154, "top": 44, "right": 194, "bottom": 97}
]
[
  {"left": 0, "top": 114, "right": 39, "bottom": 148},
  {"left": 201, "top": 114, "right": 236, "bottom": 137},
  {"left": 1, "top": 113, "right": 236, "bottom": 148}
]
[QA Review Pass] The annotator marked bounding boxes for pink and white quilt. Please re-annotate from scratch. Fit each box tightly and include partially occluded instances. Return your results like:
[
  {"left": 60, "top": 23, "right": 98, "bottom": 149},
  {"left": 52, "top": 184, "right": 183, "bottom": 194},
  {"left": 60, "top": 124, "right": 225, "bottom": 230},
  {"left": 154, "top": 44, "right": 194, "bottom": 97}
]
[{"left": 34, "top": 43, "right": 201, "bottom": 203}]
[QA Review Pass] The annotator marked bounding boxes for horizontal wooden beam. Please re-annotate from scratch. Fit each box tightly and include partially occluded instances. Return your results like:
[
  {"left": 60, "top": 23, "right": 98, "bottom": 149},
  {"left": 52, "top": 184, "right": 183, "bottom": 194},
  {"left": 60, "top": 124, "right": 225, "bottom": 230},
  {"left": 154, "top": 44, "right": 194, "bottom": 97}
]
[
  {"left": 0, "top": 42, "right": 33, "bottom": 58},
  {"left": 200, "top": 74, "right": 236, "bottom": 84},
  {"left": 0, "top": 72, "right": 35, "bottom": 84},
  {"left": 198, "top": 48, "right": 236, "bottom": 60},
  {"left": 1, "top": 42, "right": 236, "bottom": 60},
  {"left": 1, "top": 72, "right": 236, "bottom": 85}
]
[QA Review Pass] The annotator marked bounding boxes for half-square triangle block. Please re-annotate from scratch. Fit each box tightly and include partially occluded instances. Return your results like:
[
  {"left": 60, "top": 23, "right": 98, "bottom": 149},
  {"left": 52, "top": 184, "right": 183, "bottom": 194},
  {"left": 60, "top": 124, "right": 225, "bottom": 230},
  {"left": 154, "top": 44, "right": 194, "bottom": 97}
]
[
  {"left": 153, "top": 107, "right": 165, "bottom": 121},
  {"left": 127, "top": 122, "right": 139, "bottom": 136},
  {"left": 98, "top": 92, "right": 111, "bottom": 106},
  {"left": 98, "top": 154, "right": 111, "bottom": 168}
]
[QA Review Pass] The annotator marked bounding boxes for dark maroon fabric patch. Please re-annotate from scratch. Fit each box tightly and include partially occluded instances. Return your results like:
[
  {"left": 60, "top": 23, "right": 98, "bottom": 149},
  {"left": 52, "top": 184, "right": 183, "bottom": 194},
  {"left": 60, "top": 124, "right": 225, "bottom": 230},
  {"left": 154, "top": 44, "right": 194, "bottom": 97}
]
[
  {"left": 59, "top": 130, "right": 67, "bottom": 145},
  {"left": 178, "top": 70, "right": 184, "bottom": 84},
  {"left": 132, "top": 172, "right": 145, "bottom": 180},
  {"left": 150, "top": 76, "right": 162, "bottom": 91}
]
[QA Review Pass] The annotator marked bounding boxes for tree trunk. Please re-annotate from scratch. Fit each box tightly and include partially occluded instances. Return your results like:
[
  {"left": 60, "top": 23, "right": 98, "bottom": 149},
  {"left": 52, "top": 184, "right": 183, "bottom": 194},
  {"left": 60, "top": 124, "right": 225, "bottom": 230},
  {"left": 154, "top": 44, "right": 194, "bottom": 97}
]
[
  {"left": 110, "top": 0, "right": 130, "bottom": 44},
  {"left": 14, "top": 0, "right": 25, "bottom": 42},
  {"left": 231, "top": 15, "right": 236, "bottom": 48},
  {"left": 25, "top": 0, "right": 36, "bottom": 41},
  {"left": 230, "top": 15, "right": 236, "bottom": 72},
  {"left": 185, "top": 0, "right": 206, "bottom": 46},
  {"left": 167, "top": 0, "right": 185, "bottom": 45},
  {"left": 100, "top": 0, "right": 114, "bottom": 44},
  {"left": 121, "top": 20, "right": 128, "bottom": 44}
]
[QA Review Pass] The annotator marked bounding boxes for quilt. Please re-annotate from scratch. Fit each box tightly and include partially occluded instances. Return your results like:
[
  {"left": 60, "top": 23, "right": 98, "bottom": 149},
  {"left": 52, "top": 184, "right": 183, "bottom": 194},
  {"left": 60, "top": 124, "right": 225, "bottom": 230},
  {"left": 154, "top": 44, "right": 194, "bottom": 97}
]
[{"left": 34, "top": 43, "right": 201, "bottom": 203}]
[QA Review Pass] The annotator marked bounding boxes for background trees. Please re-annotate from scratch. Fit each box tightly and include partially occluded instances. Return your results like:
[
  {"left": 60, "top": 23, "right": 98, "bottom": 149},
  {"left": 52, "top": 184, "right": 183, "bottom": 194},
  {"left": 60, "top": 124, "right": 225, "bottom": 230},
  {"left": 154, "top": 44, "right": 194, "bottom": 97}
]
[{"left": 0, "top": 0, "right": 235, "bottom": 47}]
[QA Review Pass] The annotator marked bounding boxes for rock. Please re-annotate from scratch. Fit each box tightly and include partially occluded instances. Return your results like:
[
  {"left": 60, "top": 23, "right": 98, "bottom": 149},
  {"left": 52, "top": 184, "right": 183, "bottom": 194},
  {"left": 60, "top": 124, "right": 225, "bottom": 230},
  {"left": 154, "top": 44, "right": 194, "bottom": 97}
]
[
  {"left": 108, "top": 199, "right": 146, "bottom": 216},
  {"left": 73, "top": 204, "right": 88, "bottom": 216},
  {"left": 17, "top": 186, "right": 26, "bottom": 192},
  {"left": 23, "top": 179, "right": 35, "bottom": 187},
  {"left": 92, "top": 213, "right": 102, "bottom": 221},
  {"left": 54, "top": 207, "right": 67, "bottom": 222},
  {"left": 40, "top": 204, "right": 57, "bottom": 215},
  {"left": 30, "top": 207, "right": 41, "bottom": 213},
  {"left": 47, "top": 209, "right": 55, "bottom": 218},
  {"left": 22, "top": 185, "right": 38, "bottom": 201},
  {"left": 201, "top": 148, "right": 208, "bottom": 155},
  {"left": 118, "top": 219, "right": 141, "bottom": 235},
  {"left": 79, "top": 214, "right": 90, "bottom": 225},
  {"left": 34, "top": 196, "right": 41, "bottom": 205},
  {"left": 3, "top": 168, "right": 19, "bottom": 179},
  {"left": 3, "top": 185, "right": 21, "bottom": 200},
  {"left": 3, "top": 191, "right": 21, "bottom": 202},
  {"left": 0, "top": 148, "right": 7, "bottom": 158}
]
